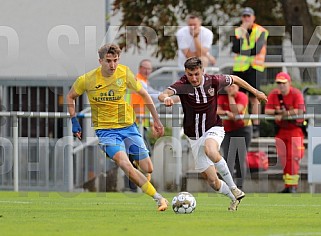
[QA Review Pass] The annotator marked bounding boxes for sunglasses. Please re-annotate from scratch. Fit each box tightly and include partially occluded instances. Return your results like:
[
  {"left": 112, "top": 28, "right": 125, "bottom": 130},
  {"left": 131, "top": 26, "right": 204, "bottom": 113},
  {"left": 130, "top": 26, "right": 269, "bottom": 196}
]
[{"left": 276, "top": 81, "right": 287, "bottom": 84}]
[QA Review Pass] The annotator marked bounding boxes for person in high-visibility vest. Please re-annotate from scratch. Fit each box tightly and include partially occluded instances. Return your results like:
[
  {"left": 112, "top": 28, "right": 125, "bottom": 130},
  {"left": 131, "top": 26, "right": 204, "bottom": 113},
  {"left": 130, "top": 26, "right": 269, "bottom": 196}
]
[
  {"left": 232, "top": 7, "right": 269, "bottom": 138},
  {"left": 265, "top": 72, "right": 306, "bottom": 193}
]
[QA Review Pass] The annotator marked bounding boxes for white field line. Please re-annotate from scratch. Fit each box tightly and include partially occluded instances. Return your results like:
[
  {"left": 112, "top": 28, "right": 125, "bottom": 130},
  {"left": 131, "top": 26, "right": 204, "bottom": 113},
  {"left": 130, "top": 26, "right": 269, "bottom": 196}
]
[
  {"left": 0, "top": 200, "right": 31, "bottom": 204},
  {"left": 269, "top": 233, "right": 321, "bottom": 236}
]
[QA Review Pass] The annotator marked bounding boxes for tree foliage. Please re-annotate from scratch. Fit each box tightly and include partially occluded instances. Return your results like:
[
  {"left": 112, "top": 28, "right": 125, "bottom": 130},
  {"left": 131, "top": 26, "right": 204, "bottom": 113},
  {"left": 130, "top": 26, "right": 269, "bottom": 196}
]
[{"left": 112, "top": 0, "right": 319, "bottom": 61}]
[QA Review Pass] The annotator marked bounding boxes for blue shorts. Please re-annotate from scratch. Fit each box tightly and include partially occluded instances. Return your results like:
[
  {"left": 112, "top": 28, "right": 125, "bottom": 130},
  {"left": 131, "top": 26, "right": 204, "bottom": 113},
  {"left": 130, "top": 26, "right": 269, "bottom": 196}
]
[{"left": 95, "top": 123, "right": 149, "bottom": 160}]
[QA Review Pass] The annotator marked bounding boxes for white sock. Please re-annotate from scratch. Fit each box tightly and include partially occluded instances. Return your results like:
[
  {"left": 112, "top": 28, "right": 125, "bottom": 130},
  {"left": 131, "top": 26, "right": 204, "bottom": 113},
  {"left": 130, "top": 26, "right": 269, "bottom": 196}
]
[
  {"left": 215, "top": 158, "right": 237, "bottom": 189},
  {"left": 153, "top": 193, "right": 163, "bottom": 200},
  {"left": 217, "top": 180, "right": 236, "bottom": 201}
]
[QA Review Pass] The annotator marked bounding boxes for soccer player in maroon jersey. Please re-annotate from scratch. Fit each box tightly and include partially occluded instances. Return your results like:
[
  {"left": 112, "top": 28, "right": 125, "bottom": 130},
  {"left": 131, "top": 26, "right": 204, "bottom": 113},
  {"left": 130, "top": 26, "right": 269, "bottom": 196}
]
[{"left": 158, "top": 57, "right": 267, "bottom": 211}]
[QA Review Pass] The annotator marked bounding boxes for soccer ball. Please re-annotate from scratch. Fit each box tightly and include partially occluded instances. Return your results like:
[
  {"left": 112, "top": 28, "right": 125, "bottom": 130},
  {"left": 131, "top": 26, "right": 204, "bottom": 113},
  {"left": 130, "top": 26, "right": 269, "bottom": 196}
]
[{"left": 171, "top": 192, "right": 196, "bottom": 214}]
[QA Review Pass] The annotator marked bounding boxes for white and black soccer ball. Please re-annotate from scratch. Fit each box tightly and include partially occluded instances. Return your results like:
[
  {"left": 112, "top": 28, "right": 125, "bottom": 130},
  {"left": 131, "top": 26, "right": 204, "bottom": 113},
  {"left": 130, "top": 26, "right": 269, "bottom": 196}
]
[{"left": 171, "top": 192, "right": 196, "bottom": 214}]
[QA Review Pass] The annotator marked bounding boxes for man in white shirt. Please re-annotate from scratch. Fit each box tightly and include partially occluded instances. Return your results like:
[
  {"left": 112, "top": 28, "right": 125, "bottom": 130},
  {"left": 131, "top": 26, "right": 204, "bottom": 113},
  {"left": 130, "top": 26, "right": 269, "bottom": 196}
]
[{"left": 176, "top": 14, "right": 216, "bottom": 70}]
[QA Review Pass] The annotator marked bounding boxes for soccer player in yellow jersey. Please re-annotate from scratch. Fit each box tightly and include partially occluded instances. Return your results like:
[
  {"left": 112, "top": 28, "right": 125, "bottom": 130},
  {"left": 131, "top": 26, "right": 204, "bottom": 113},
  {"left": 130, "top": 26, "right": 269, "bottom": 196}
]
[{"left": 66, "top": 44, "right": 168, "bottom": 211}]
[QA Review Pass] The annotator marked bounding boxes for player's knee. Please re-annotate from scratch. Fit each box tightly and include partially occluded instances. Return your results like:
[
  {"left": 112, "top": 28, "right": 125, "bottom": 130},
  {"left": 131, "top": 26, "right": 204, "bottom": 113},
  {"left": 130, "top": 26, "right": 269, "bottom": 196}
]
[
  {"left": 138, "top": 159, "right": 153, "bottom": 173},
  {"left": 204, "top": 145, "right": 220, "bottom": 162}
]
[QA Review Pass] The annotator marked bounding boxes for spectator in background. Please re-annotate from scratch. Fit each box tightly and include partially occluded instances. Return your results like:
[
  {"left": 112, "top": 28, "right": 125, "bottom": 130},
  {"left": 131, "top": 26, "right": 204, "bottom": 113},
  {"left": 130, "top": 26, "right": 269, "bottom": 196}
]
[
  {"left": 217, "top": 84, "right": 252, "bottom": 190},
  {"left": 265, "top": 72, "right": 305, "bottom": 193},
  {"left": 66, "top": 44, "right": 169, "bottom": 211},
  {"left": 131, "top": 59, "right": 160, "bottom": 126},
  {"left": 176, "top": 14, "right": 216, "bottom": 70},
  {"left": 231, "top": 7, "right": 269, "bottom": 138}
]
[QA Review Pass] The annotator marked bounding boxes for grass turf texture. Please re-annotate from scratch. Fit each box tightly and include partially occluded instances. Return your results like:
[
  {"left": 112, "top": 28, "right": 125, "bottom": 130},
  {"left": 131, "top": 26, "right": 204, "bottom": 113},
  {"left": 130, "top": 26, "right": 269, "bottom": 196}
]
[{"left": 0, "top": 192, "right": 320, "bottom": 236}]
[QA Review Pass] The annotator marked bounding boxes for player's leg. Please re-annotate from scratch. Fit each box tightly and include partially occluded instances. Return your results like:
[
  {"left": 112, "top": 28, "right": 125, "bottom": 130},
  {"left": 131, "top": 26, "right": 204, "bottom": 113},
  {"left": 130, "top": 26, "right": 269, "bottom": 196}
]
[
  {"left": 189, "top": 131, "right": 243, "bottom": 211},
  {"left": 133, "top": 158, "right": 152, "bottom": 181},
  {"left": 113, "top": 151, "right": 168, "bottom": 211},
  {"left": 126, "top": 124, "right": 153, "bottom": 181},
  {"left": 204, "top": 127, "right": 245, "bottom": 200},
  {"left": 202, "top": 166, "right": 240, "bottom": 211},
  {"left": 96, "top": 128, "right": 168, "bottom": 211},
  {"left": 124, "top": 124, "right": 167, "bottom": 209}
]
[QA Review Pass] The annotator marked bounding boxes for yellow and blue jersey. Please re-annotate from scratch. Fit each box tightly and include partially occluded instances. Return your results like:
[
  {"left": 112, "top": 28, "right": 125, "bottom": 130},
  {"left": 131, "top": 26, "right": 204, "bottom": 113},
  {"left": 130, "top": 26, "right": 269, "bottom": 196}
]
[{"left": 72, "top": 64, "right": 142, "bottom": 129}]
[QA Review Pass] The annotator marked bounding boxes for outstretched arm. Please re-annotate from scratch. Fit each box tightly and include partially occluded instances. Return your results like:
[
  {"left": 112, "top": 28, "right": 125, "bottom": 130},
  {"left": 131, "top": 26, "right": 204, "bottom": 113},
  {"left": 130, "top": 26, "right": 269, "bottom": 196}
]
[{"left": 231, "top": 75, "right": 268, "bottom": 103}]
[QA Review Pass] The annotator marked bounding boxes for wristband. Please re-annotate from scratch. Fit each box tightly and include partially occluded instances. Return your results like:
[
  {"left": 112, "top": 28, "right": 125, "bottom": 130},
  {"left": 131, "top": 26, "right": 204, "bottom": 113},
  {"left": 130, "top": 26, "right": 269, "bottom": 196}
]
[{"left": 71, "top": 117, "right": 82, "bottom": 134}]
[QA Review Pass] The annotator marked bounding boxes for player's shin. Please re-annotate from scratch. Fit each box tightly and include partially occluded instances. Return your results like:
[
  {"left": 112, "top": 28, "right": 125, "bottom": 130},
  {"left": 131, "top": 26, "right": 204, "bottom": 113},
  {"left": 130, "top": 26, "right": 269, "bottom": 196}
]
[{"left": 214, "top": 158, "right": 237, "bottom": 188}]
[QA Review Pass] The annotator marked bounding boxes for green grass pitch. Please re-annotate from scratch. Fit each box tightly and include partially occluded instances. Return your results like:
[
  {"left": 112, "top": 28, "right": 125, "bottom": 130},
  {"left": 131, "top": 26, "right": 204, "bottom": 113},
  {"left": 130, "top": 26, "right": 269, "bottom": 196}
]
[{"left": 0, "top": 191, "right": 320, "bottom": 236}]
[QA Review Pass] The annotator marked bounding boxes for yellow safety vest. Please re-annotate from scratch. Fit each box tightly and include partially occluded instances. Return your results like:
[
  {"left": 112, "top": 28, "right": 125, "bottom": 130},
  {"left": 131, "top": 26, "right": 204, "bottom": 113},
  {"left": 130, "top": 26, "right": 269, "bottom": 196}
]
[{"left": 233, "top": 23, "right": 269, "bottom": 72}]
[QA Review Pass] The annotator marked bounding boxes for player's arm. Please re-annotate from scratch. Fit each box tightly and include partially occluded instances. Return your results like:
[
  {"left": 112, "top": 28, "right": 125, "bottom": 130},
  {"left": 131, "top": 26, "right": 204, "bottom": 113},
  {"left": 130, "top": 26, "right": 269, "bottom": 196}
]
[
  {"left": 231, "top": 75, "right": 268, "bottom": 103},
  {"left": 137, "top": 87, "right": 164, "bottom": 137},
  {"left": 158, "top": 88, "right": 178, "bottom": 107},
  {"left": 66, "top": 87, "right": 82, "bottom": 139},
  {"left": 66, "top": 87, "right": 79, "bottom": 118}
]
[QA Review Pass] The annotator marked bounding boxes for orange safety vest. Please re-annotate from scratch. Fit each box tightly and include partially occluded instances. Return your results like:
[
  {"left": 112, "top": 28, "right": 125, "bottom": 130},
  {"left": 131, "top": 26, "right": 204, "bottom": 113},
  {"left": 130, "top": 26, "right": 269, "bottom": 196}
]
[
  {"left": 129, "top": 73, "right": 150, "bottom": 126},
  {"left": 233, "top": 23, "right": 269, "bottom": 72}
]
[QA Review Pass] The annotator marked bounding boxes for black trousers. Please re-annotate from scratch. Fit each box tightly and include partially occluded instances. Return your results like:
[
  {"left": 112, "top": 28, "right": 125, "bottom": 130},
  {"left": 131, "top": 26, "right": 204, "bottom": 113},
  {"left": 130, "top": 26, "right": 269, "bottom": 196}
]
[{"left": 221, "top": 126, "right": 252, "bottom": 189}]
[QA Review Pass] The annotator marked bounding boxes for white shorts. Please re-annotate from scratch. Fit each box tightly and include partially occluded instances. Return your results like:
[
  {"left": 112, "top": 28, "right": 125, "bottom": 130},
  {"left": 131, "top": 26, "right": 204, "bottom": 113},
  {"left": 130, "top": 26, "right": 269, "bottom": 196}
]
[{"left": 188, "top": 126, "right": 225, "bottom": 173}]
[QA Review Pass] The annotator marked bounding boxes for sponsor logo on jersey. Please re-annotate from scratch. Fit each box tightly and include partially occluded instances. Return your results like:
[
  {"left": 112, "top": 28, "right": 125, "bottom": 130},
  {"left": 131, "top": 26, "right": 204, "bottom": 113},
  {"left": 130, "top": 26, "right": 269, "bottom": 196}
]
[{"left": 108, "top": 90, "right": 115, "bottom": 96}]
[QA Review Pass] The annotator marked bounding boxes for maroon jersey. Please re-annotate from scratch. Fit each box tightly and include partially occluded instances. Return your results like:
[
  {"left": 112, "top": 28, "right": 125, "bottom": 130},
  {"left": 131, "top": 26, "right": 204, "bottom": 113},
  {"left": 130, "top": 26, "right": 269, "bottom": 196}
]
[{"left": 169, "top": 74, "right": 233, "bottom": 139}]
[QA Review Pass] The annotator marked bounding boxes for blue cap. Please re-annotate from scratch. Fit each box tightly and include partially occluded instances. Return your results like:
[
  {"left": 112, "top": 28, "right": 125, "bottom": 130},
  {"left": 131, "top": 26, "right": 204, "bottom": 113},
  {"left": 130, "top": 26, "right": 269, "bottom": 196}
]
[{"left": 242, "top": 7, "right": 255, "bottom": 16}]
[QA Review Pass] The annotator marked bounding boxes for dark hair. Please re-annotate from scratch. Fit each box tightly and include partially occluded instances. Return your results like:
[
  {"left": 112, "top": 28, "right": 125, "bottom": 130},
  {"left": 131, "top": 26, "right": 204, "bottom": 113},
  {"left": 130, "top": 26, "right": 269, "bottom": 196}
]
[
  {"left": 187, "top": 14, "right": 202, "bottom": 22},
  {"left": 98, "top": 44, "right": 121, "bottom": 59},
  {"left": 184, "top": 57, "right": 203, "bottom": 70}
]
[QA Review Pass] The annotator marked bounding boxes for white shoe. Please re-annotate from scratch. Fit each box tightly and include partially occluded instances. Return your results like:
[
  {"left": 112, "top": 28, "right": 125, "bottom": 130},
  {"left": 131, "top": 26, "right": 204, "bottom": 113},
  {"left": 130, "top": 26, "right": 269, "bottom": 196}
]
[
  {"left": 231, "top": 187, "right": 245, "bottom": 201},
  {"left": 228, "top": 200, "right": 240, "bottom": 211}
]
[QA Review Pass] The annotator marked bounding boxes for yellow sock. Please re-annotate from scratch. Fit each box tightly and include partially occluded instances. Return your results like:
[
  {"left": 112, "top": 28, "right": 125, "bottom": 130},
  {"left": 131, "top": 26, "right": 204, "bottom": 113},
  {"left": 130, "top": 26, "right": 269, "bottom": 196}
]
[{"left": 141, "top": 181, "right": 156, "bottom": 197}]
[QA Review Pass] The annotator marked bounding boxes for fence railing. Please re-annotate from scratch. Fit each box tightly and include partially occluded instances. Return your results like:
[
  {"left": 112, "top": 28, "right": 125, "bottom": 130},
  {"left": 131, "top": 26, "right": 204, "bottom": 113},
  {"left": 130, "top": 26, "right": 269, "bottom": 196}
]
[{"left": 1, "top": 110, "right": 321, "bottom": 193}]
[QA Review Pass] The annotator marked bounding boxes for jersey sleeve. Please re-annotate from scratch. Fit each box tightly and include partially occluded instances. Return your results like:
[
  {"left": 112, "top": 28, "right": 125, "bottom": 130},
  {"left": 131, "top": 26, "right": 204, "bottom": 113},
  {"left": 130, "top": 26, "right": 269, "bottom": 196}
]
[
  {"left": 73, "top": 75, "right": 86, "bottom": 96},
  {"left": 168, "top": 78, "right": 185, "bottom": 95},
  {"left": 216, "top": 74, "right": 233, "bottom": 92},
  {"left": 126, "top": 68, "right": 142, "bottom": 92}
]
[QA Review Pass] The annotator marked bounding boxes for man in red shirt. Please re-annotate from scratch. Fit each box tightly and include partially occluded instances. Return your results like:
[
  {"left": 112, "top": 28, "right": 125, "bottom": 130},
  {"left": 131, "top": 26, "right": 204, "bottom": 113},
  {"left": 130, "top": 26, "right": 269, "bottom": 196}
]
[
  {"left": 218, "top": 84, "right": 252, "bottom": 190},
  {"left": 159, "top": 57, "right": 267, "bottom": 211},
  {"left": 265, "top": 72, "right": 305, "bottom": 193}
]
